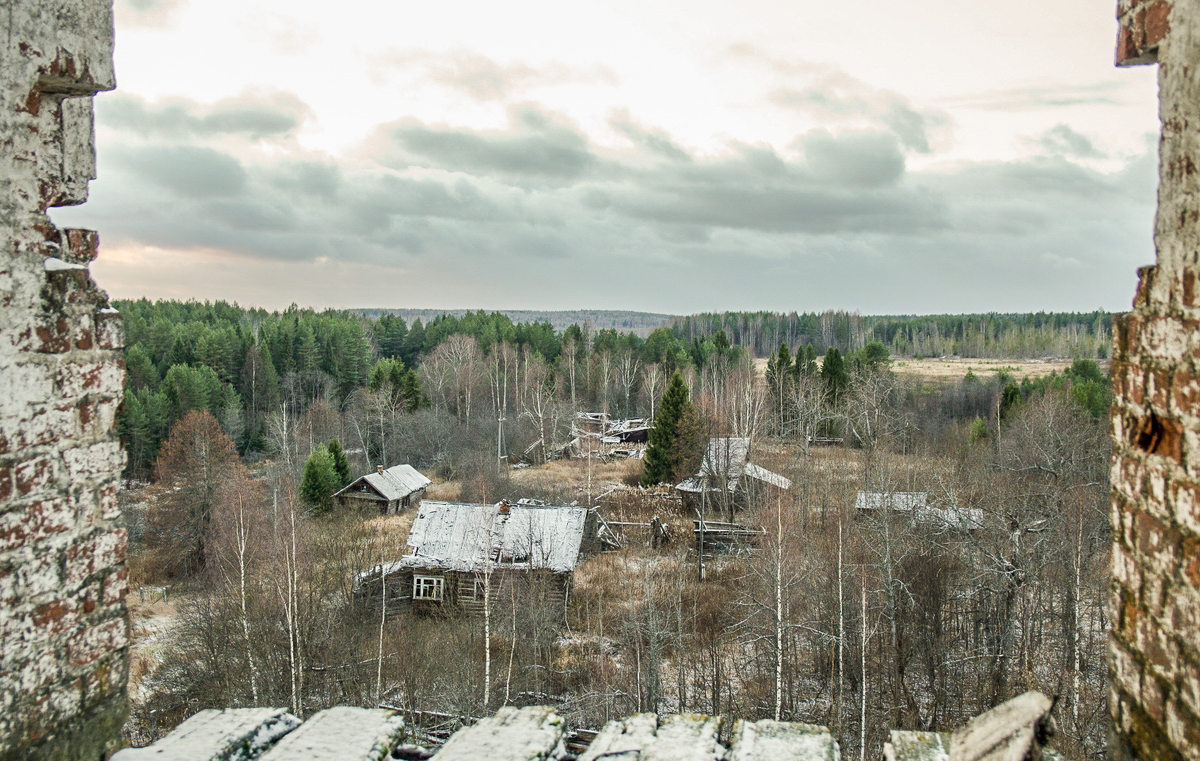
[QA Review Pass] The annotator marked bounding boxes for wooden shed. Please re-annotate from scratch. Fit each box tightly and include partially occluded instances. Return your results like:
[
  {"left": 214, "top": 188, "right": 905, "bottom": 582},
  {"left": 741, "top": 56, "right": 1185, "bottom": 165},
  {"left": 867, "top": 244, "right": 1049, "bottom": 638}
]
[
  {"left": 676, "top": 438, "right": 791, "bottom": 520},
  {"left": 333, "top": 464, "right": 431, "bottom": 515},
  {"left": 355, "top": 500, "right": 594, "bottom": 617}
]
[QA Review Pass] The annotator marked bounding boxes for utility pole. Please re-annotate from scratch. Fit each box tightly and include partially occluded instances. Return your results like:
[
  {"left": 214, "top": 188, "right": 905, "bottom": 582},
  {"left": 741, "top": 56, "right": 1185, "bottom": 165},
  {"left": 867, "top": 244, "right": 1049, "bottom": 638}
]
[{"left": 497, "top": 413, "right": 505, "bottom": 473}]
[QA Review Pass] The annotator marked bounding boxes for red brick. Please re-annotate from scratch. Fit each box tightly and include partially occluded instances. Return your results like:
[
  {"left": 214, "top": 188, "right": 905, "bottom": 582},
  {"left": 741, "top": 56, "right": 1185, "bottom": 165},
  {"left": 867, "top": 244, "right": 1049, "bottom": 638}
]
[
  {"left": 1138, "top": 509, "right": 1182, "bottom": 574},
  {"left": 31, "top": 599, "right": 77, "bottom": 637},
  {"left": 1139, "top": 613, "right": 1182, "bottom": 679},
  {"left": 1150, "top": 368, "right": 1174, "bottom": 410},
  {"left": 0, "top": 499, "right": 72, "bottom": 552},
  {"left": 1145, "top": 673, "right": 1167, "bottom": 723},
  {"left": 1184, "top": 269, "right": 1200, "bottom": 307},
  {"left": 34, "top": 317, "right": 70, "bottom": 354},
  {"left": 15, "top": 456, "right": 53, "bottom": 496},
  {"left": 1115, "top": 360, "right": 1147, "bottom": 405},
  {"left": 0, "top": 465, "right": 11, "bottom": 502},
  {"left": 1144, "top": 0, "right": 1172, "bottom": 48},
  {"left": 93, "top": 310, "right": 123, "bottom": 350},
  {"left": 66, "top": 618, "right": 127, "bottom": 668},
  {"left": 61, "top": 228, "right": 98, "bottom": 265},
  {"left": 64, "top": 529, "right": 126, "bottom": 585},
  {"left": 102, "top": 567, "right": 127, "bottom": 606}
]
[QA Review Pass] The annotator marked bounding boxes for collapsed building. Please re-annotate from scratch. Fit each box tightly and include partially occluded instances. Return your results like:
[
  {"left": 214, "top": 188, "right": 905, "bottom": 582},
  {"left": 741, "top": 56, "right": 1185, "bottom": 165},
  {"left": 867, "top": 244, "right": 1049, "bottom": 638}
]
[{"left": 676, "top": 437, "right": 792, "bottom": 519}]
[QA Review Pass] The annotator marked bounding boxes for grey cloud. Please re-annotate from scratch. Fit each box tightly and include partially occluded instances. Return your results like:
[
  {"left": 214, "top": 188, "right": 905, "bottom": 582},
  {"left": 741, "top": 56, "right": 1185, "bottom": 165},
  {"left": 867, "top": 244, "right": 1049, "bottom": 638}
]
[
  {"left": 1033, "top": 124, "right": 1105, "bottom": 159},
  {"left": 264, "top": 161, "right": 342, "bottom": 199},
  {"left": 388, "top": 107, "right": 597, "bottom": 180},
  {"left": 609, "top": 110, "right": 692, "bottom": 162},
  {"left": 113, "top": 145, "right": 248, "bottom": 197},
  {"left": 799, "top": 130, "right": 905, "bottom": 187},
  {"left": 99, "top": 92, "right": 310, "bottom": 140},
  {"left": 723, "top": 44, "right": 946, "bottom": 153},
  {"left": 943, "top": 82, "right": 1125, "bottom": 111},
  {"left": 374, "top": 50, "right": 617, "bottom": 101},
  {"left": 57, "top": 102, "right": 1156, "bottom": 314}
]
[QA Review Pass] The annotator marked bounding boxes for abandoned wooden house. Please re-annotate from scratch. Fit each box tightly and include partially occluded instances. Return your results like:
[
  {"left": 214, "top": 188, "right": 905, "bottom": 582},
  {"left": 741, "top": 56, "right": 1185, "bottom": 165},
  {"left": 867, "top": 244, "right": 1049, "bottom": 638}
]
[
  {"left": 676, "top": 437, "right": 792, "bottom": 518},
  {"left": 567, "top": 412, "right": 652, "bottom": 459},
  {"left": 355, "top": 500, "right": 595, "bottom": 616},
  {"left": 333, "top": 464, "right": 432, "bottom": 514},
  {"left": 854, "top": 491, "right": 983, "bottom": 531}
]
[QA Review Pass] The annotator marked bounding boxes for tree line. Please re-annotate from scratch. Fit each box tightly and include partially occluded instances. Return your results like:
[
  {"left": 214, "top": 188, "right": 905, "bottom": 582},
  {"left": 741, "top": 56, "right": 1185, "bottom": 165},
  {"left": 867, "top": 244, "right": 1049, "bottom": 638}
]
[{"left": 671, "top": 310, "right": 1113, "bottom": 359}]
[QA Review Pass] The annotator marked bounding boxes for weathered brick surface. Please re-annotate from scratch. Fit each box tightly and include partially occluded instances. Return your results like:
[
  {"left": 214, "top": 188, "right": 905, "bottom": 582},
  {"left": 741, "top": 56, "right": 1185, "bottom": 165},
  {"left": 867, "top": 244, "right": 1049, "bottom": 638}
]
[
  {"left": 0, "top": 1, "right": 126, "bottom": 759},
  {"left": 1111, "top": 2, "right": 1200, "bottom": 758}
]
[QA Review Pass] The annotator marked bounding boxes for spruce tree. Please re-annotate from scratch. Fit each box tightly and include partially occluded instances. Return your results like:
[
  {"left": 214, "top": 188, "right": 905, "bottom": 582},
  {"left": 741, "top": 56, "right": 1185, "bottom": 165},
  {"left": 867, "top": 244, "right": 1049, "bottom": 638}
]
[
  {"left": 300, "top": 448, "right": 339, "bottom": 514},
  {"left": 821, "top": 347, "right": 851, "bottom": 404},
  {"left": 327, "top": 438, "right": 351, "bottom": 488},
  {"left": 642, "top": 371, "right": 696, "bottom": 486}
]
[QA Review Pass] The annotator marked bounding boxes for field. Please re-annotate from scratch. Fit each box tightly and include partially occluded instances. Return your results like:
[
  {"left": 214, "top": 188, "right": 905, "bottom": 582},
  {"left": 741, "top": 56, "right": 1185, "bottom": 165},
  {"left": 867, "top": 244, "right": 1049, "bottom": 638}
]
[{"left": 754, "top": 355, "right": 1088, "bottom": 385}]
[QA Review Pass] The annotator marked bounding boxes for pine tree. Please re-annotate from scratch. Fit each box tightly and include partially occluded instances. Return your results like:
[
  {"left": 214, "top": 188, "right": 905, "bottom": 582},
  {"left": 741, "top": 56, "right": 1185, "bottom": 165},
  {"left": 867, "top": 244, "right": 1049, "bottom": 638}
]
[
  {"left": 300, "top": 447, "right": 340, "bottom": 514},
  {"left": 641, "top": 371, "right": 696, "bottom": 486},
  {"left": 327, "top": 438, "right": 351, "bottom": 489}
]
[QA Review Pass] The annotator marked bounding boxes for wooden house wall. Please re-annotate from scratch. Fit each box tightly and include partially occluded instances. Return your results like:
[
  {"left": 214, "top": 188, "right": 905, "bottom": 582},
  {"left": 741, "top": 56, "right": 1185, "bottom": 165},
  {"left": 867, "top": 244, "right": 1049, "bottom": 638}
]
[{"left": 356, "top": 566, "right": 570, "bottom": 620}]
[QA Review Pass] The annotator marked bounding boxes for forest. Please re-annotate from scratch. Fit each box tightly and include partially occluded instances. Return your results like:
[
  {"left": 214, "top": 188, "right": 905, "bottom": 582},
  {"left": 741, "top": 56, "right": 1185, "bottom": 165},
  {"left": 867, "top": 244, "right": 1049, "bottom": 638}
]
[{"left": 116, "top": 299, "right": 1114, "bottom": 760}]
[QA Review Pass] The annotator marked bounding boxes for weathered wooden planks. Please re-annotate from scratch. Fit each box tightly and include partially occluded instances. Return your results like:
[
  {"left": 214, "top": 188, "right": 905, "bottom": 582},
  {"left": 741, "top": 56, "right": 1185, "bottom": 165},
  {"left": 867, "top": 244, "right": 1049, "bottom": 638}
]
[{"left": 110, "top": 707, "right": 300, "bottom": 761}]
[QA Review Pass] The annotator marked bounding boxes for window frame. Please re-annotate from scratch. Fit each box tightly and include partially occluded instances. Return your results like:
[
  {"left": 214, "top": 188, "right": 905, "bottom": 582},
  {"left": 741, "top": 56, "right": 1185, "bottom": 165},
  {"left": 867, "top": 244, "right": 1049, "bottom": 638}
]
[{"left": 412, "top": 575, "right": 444, "bottom": 601}]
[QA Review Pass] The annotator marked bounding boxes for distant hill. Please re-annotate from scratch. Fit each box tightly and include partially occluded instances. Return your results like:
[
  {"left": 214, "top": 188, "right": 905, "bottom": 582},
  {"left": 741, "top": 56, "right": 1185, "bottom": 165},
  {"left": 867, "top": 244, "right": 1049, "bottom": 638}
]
[{"left": 356, "top": 308, "right": 675, "bottom": 336}]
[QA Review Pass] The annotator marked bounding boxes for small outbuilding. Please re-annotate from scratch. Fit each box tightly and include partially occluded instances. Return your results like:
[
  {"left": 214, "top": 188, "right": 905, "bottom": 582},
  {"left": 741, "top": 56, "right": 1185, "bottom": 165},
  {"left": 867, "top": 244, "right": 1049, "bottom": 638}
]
[
  {"left": 355, "top": 499, "right": 594, "bottom": 616},
  {"left": 854, "top": 491, "right": 982, "bottom": 531},
  {"left": 676, "top": 438, "right": 792, "bottom": 519},
  {"left": 334, "top": 464, "right": 431, "bottom": 515}
]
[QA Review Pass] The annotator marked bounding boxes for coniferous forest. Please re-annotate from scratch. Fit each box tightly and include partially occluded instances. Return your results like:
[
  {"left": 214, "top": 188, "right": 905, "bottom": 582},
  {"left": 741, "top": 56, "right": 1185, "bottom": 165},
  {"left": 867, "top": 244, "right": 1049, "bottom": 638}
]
[{"left": 117, "top": 299, "right": 1114, "bottom": 759}]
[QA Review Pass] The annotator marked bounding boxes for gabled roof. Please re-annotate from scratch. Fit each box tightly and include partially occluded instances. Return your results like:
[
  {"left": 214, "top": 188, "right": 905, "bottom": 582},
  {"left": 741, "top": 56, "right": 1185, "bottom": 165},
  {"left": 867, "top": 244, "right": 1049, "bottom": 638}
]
[
  {"left": 399, "top": 501, "right": 588, "bottom": 573},
  {"left": 335, "top": 464, "right": 431, "bottom": 502},
  {"left": 853, "top": 491, "right": 982, "bottom": 530},
  {"left": 855, "top": 492, "right": 927, "bottom": 511},
  {"left": 677, "top": 438, "right": 790, "bottom": 493}
]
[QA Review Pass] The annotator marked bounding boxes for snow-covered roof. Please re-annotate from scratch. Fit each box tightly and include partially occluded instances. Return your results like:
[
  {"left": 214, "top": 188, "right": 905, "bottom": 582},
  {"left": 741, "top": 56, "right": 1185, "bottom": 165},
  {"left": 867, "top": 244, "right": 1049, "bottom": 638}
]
[
  {"left": 700, "top": 437, "right": 751, "bottom": 480},
  {"left": 336, "top": 464, "right": 431, "bottom": 502},
  {"left": 853, "top": 491, "right": 981, "bottom": 530},
  {"left": 854, "top": 492, "right": 928, "bottom": 511},
  {"left": 676, "top": 438, "right": 789, "bottom": 493},
  {"left": 400, "top": 500, "right": 588, "bottom": 573},
  {"left": 743, "top": 462, "right": 792, "bottom": 490}
]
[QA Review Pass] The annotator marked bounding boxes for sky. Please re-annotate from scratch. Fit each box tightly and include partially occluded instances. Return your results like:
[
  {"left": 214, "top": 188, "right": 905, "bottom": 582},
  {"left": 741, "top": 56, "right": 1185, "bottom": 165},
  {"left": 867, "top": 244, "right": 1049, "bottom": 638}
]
[{"left": 52, "top": 0, "right": 1162, "bottom": 315}]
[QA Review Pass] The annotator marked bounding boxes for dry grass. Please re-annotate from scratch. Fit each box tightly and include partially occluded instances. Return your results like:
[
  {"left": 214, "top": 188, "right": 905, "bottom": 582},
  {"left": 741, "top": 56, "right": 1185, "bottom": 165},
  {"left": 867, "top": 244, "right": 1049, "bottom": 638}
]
[
  {"left": 890, "top": 356, "right": 1085, "bottom": 384},
  {"left": 752, "top": 354, "right": 1091, "bottom": 385}
]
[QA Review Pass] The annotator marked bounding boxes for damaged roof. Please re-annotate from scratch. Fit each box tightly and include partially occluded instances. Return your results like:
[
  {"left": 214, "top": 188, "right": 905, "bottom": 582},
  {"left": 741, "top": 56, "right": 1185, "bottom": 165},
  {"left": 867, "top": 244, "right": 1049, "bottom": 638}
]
[
  {"left": 336, "top": 464, "right": 431, "bottom": 502},
  {"left": 401, "top": 501, "right": 588, "bottom": 573},
  {"left": 677, "top": 438, "right": 791, "bottom": 493}
]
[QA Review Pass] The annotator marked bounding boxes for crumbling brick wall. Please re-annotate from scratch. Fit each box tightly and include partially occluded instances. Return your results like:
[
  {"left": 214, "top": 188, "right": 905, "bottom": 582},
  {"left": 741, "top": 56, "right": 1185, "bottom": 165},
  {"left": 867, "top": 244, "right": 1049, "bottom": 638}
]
[
  {"left": 1110, "top": 2, "right": 1200, "bottom": 759},
  {"left": 0, "top": 2, "right": 128, "bottom": 759}
]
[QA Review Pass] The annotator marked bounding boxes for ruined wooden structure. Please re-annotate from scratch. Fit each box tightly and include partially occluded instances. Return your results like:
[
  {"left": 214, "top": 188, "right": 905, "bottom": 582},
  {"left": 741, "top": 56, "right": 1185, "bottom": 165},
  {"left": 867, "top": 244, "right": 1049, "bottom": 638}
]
[
  {"left": 677, "top": 438, "right": 792, "bottom": 519},
  {"left": 355, "top": 500, "right": 594, "bottom": 616},
  {"left": 854, "top": 492, "right": 983, "bottom": 531},
  {"left": 333, "top": 464, "right": 431, "bottom": 515}
]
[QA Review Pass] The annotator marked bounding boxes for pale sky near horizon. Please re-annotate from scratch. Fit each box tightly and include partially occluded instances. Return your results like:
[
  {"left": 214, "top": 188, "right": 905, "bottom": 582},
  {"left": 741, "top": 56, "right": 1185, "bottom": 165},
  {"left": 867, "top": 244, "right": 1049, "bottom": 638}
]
[{"left": 52, "top": 0, "right": 1162, "bottom": 315}]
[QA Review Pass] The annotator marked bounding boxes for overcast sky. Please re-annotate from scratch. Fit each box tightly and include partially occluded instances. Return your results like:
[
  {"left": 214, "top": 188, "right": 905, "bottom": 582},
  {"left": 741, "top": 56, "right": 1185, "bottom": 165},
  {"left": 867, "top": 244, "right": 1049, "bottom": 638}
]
[{"left": 53, "top": 0, "right": 1161, "bottom": 315}]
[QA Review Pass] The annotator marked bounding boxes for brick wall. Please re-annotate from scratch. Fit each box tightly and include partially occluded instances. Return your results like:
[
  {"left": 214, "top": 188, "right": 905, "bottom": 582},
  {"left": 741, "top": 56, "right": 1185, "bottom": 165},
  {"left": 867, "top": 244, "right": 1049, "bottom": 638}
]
[
  {"left": 1111, "top": 2, "right": 1200, "bottom": 759},
  {"left": 0, "top": 2, "right": 129, "bottom": 759}
]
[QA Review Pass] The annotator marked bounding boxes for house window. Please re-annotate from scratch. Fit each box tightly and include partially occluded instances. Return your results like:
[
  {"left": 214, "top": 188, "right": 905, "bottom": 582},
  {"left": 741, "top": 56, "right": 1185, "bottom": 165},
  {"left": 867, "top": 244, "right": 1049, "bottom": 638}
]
[{"left": 413, "top": 575, "right": 444, "bottom": 601}]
